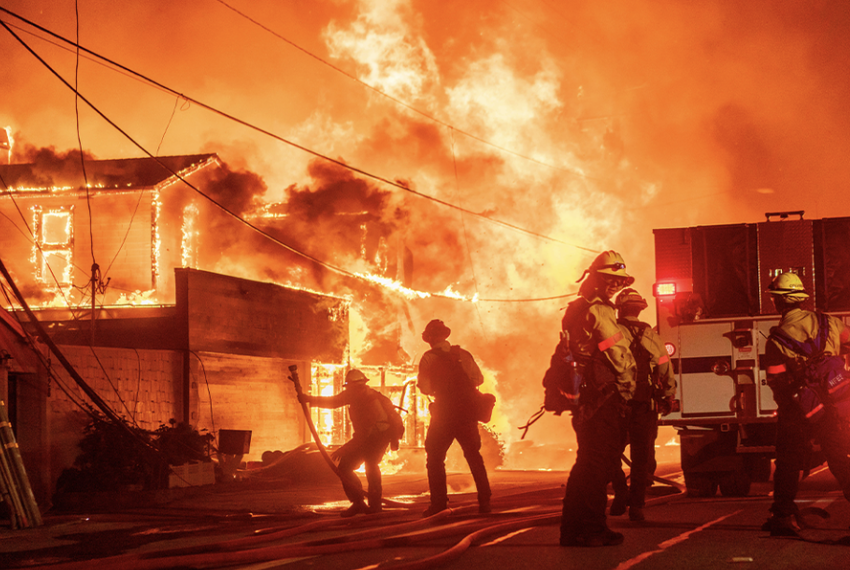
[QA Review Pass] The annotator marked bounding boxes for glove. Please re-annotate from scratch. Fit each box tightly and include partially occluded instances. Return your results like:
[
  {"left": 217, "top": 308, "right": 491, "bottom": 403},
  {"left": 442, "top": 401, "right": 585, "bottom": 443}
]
[{"left": 658, "top": 396, "right": 675, "bottom": 417}]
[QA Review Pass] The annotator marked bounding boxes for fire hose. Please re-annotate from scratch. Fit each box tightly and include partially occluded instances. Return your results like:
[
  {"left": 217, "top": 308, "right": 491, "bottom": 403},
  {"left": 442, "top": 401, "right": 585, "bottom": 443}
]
[
  {"left": 43, "top": 506, "right": 560, "bottom": 570},
  {"left": 35, "top": 484, "right": 687, "bottom": 570}
]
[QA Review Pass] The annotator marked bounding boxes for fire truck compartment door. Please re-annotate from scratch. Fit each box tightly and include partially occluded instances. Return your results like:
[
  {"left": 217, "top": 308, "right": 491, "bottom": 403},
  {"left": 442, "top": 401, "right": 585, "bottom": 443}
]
[{"left": 677, "top": 322, "right": 736, "bottom": 417}]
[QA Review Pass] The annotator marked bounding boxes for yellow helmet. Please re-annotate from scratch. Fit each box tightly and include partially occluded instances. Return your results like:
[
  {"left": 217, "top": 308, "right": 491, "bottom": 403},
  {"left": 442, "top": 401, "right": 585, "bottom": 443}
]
[
  {"left": 616, "top": 288, "right": 648, "bottom": 310},
  {"left": 578, "top": 250, "right": 635, "bottom": 286},
  {"left": 766, "top": 272, "right": 809, "bottom": 302}
]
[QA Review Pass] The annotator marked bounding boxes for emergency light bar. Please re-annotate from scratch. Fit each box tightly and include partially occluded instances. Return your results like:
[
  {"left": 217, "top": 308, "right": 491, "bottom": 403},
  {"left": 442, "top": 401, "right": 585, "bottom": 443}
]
[{"left": 653, "top": 282, "right": 677, "bottom": 297}]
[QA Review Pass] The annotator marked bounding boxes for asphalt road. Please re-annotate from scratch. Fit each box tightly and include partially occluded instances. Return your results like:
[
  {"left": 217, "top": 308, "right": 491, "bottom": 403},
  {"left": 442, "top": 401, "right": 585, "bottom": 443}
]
[{"left": 2, "top": 462, "right": 850, "bottom": 569}]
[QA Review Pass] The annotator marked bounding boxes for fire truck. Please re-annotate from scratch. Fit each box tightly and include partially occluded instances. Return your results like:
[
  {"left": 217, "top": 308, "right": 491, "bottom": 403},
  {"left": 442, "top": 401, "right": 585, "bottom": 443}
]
[{"left": 652, "top": 211, "right": 850, "bottom": 497}]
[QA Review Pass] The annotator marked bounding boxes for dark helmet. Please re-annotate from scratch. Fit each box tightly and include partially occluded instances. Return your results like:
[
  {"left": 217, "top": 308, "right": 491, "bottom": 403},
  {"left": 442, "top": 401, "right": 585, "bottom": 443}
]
[
  {"left": 422, "top": 319, "right": 451, "bottom": 343},
  {"left": 344, "top": 369, "right": 369, "bottom": 386}
]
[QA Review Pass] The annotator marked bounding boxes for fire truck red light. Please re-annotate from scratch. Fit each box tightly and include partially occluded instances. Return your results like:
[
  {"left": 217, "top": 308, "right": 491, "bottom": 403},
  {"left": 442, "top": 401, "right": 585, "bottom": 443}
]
[{"left": 654, "top": 283, "right": 677, "bottom": 296}]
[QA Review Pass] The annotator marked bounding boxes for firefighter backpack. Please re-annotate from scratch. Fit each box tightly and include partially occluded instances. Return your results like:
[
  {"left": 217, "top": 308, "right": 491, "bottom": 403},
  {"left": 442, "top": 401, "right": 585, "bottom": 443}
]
[
  {"left": 375, "top": 391, "right": 405, "bottom": 450},
  {"left": 770, "top": 312, "right": 850, "bottom": 421},
  {"left": 621, "top": 320, "right": 654, "bottom": 402}
]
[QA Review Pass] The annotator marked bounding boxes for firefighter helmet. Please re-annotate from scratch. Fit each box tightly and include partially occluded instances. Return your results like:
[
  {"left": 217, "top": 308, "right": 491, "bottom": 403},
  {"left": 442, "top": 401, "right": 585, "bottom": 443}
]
[
  {"left": 766, "top": 272, "right": 809, "bottom": 302},
  {"left": 577, "top": 250, "right": 635, "bottom": 286},
  {"left": 422, "top": 319, "right": 451, "bottom": 343},
  {"left": 344, "top": 369, "right": 370, "bottom": 386},
  {"left": 616, "top": 288, "right": 648, "bottom": 310}
]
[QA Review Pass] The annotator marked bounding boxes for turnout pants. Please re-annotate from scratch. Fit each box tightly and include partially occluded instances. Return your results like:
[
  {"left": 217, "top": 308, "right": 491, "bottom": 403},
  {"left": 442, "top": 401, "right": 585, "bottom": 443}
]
[
  {"left": 425, "top": 414, "right": 491, "bottom": 508},
  {"left": 336, "top": 431, "right": 391, "bottom": 507},
  {"left": 612, "top": 399, "right": 658, "bottom": 509},
  {"left": 561, "top": 394, "right": 630, "bottom": 540}
]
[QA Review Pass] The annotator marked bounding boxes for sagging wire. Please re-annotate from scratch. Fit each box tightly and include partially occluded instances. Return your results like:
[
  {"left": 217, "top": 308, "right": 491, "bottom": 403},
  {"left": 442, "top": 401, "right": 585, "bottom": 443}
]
[
  {"left": 212, "top": 0, "right": 603, "bottom": 183},
  {"left": 0, "top": 173, "right": 85, "bottom": 317},
  {"left": 0, "top": 7, "right": 599, "bottom": 256},
  {"left": 2, "top": 19, "right": 582, "bottom": 306},
  {"left": 188, "top": 350, "right": 217, "bottom": 444},
  {"left": 0, "top": 278, "right": 103, "bottom": 422},
  {"left": 0, "top": 170, "right": 144, "bottom": 425}
]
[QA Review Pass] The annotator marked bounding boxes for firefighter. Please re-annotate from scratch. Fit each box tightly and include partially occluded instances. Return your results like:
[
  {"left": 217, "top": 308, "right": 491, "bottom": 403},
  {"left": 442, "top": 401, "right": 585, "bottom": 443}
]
[
  {"left": 762, "top": 272, "right": 850, "bottom": 536},
  {"left": 608, "top": 288, "right": 677, "bottom": 522},
  {"left": 418, "top": 319, "right": 492, "bottom": 516},
  {"left": 297, "top": 369, "right": 395, "bottom": 517},
  {"left": 560, "top": 250, "right": 637, "bottom": 547}
]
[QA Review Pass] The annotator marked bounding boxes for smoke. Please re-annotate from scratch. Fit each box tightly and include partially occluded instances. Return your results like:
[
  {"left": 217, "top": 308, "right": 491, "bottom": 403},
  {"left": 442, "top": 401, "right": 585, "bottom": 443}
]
[{"left": 4, "top": 0, "right": 850, "bottom": 465}]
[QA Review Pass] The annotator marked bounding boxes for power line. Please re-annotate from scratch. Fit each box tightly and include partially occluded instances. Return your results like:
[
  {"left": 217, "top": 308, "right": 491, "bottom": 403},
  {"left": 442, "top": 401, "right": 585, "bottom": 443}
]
[
  {"left": 0, "top": 17, "right": 587, "bottom": 304},
  {"left": 212, "top": 0, "right": 597, "bottom": 180},
  {"left": 0, "top": 7, "right": 597, "bottom": 254}
]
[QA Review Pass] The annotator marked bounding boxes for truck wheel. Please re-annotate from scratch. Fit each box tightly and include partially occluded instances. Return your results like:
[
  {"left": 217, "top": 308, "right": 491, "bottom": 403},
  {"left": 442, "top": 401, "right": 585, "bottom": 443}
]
[
  {"left": 719, "top": 470, "right": 751, "bottom": 497},
  {"left": 684, "top": 474, "right": 717, "bottom": 497}
]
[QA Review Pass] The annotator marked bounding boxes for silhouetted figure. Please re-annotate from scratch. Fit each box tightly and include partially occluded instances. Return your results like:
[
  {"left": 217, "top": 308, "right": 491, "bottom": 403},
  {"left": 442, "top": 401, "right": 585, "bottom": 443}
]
[
  {"left": 762, "top": 272, "right": 850, "bottom": 536},
  {"left": 560, "top": 251, "right": 636, "bottom": 547},
  {"left": 609, "top": 288, "right": 677, "bottom": 522},
  {"left": 418, "top": 319, "right": 491, "bottom": 516},
  {"left": 298, "top": 369, "right": 401, "bottom": 517}
]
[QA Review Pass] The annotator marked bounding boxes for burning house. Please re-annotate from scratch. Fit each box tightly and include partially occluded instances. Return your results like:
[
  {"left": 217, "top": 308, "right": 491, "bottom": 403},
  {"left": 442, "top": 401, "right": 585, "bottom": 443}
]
[{"left": 0, "top": 150, "right": 444, "bottom": 506}]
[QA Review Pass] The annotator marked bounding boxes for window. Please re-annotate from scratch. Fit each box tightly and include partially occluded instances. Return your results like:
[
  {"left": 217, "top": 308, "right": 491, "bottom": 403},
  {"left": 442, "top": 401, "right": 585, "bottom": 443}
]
[{"left": 32, "top": 205, "right": 74, "bottom": 285}]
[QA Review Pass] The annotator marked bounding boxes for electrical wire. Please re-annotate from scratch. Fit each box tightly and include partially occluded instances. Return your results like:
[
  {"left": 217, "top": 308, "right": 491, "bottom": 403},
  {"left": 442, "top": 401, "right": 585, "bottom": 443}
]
[
  {"left": 1, "top": 19, "right": 586, "bottom": 305},
  {"left": 0, "top": 7, "right": 598, "bottom": 255},
  {"left": 188, "top": 350, "right": 217, "bottom": 442},
  {"left": 212, "top": 0, "right": 599, "bottom": 181}
]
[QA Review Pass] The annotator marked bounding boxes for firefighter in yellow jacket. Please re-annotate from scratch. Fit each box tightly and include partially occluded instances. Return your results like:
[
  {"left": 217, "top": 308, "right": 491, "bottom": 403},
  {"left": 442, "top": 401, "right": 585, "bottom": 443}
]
[
  {"left": 609, "top": 288, "right": 677, "bottom": 522},
  {"left": 560, "top": 251, "right": 636, "bottom": 547},
  {"left": 761, "top": 272, "right": 850, "bottom": 536},
  {"left": 297, "top": 369, "right": 396, "bottom": 517}
]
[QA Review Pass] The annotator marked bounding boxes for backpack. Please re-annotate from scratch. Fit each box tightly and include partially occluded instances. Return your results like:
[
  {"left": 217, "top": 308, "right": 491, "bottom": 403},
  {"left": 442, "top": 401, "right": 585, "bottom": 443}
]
[
  {"left": 541, "top": 333, "right": 581, "bottom": 416},
  {"left": 375, "top": 391, "right": 405, "bottom": 450},
  {"left": 520, "top": 299, "right": 614, "bottom": 438},
  {"left": 620, "top": 320, "right": 653, "bottom": 402},
  {"left": 426, "top": 345, "right": 493, "bottom": 421},
  {"left": 770, "top": 312, "right": 850, "bottom": 421}
]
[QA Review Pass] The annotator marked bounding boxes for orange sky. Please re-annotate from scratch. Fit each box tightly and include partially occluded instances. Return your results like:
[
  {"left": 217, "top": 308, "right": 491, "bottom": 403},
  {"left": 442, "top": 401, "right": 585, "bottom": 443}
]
[{"left": 3, "top": 0, "right": 850, "bottom": 454}]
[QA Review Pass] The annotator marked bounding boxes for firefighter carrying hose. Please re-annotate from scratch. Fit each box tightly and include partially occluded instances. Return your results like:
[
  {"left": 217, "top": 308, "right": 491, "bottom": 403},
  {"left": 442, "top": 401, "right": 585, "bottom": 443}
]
[
  {"left": 560, "top": 251, "right": 636, "bottom": 547},
  {"left": 761, "top": 271, "right": 850, "bottom": 536},
  {"left": 297, "top": 369, "right": 402, "bottom": 517},
  {"left": 609, "top": 288, "right": 677, "bottom": 523},
  {"left": 418, "top": 319, "right": 492, "bottom": 517}
]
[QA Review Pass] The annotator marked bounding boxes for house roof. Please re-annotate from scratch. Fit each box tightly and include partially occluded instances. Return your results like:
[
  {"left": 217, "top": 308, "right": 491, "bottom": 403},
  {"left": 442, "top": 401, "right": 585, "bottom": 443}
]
[{"left": 0, "top": 154, "right": 219, "bottom": 193}]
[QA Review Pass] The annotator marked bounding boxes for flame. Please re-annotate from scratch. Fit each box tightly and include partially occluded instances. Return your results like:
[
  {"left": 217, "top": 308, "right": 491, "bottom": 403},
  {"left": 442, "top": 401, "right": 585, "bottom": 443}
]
[
  {"left": 152, "top": 190, "right": 162, "bottom": 289},
  {"left": 114, "top": 290, "right": 158, "bottom": 306},
  {"left": 181, "top": 202, "right": 199, "bottom": 268},
  {"left": 324, "top": 0, "right": 439, "bottom": 102},
  {"left": 1, "top": 127, "right": 13, "bottom": 164}
]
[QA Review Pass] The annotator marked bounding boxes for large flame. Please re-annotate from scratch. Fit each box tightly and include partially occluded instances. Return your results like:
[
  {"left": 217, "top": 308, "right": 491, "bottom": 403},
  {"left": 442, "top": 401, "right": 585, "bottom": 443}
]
[{"left": 5, "top": 0, "right": 850, "bottom": 468}]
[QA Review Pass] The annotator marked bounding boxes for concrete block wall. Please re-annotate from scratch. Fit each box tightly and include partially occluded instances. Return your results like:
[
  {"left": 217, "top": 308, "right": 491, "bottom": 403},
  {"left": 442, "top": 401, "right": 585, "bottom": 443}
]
[{"left": 51, "top": 346, "right": 183, "bottom": 431}]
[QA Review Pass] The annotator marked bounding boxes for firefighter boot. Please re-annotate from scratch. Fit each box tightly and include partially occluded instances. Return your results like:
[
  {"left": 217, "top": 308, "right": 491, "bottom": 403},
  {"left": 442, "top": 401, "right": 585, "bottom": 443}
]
[
  {"left": 609, "top": 494, "right": 627, "bottom": 516},
  {"left": 368, "top": 493, "right": 383, "bottom": 514},
  {"left": 341, "top": 500, "right": 370, "bottom": 518},
  {"left": 762, "top": 515, "right": 800, "bottom": 537},
  {"left": 422, "top": 503, "right": 448, "bottom": 517}
]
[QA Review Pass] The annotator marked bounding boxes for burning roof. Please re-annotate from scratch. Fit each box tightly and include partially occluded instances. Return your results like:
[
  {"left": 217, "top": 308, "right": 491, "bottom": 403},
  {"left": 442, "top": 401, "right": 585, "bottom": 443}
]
[{"left": 0, "top": 153, "right": 219, "bottom": 193}]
